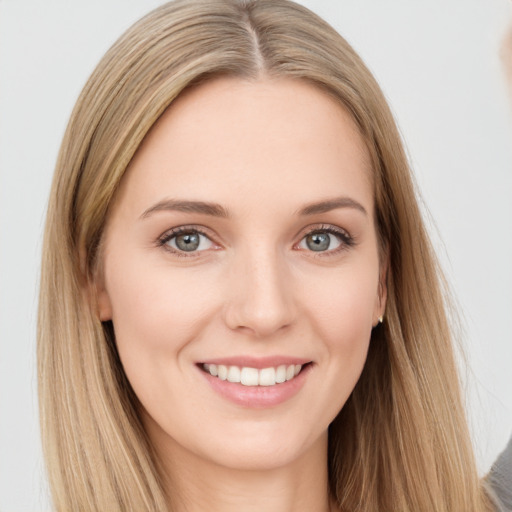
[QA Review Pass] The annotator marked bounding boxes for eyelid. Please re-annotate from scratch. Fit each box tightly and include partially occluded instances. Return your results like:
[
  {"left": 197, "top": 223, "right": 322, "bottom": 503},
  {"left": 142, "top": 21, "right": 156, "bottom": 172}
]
[
  {"left": 157, "top": 225, "right": 221, "bottom": 256},
  {"left": 294, "top": 224, "right": 355, "bottom": 253}
]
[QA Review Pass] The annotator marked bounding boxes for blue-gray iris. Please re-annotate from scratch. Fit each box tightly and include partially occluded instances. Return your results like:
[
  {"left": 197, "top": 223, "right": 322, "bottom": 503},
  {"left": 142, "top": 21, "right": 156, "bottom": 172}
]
[
  {"left": 306, "top": 233, "right": 330, "bottom": 251},
  {"left": 176, "top": 233, "right": 200, "bottom": 251}
]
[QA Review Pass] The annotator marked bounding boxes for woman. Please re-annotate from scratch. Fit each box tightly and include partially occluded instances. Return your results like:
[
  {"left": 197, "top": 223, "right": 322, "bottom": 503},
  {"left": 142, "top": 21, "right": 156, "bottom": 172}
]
[{"left": 37, "top": 0, "right": 497, "bottom": 510}]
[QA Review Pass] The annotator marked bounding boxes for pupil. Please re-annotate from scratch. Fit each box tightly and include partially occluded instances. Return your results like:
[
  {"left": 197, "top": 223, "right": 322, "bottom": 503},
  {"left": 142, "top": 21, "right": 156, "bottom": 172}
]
[
  {"left": 306, "top": 232, "right": 330, "bottom": 251},
  {"left": 176, "top": 233, "right": 200, "bottom": 251}
]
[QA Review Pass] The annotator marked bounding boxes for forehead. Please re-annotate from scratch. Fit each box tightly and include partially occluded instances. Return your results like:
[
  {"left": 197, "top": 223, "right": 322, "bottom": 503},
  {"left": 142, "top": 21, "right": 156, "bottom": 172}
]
[{"left": 119, "top": 76, "right": 373, "bottom": 216}]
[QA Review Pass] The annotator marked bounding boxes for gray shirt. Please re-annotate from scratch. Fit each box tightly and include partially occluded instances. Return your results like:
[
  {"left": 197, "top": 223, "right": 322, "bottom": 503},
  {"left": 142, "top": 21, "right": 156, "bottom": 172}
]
[{"left": 489, "top": 435, "right": 512, "bottom": 511}]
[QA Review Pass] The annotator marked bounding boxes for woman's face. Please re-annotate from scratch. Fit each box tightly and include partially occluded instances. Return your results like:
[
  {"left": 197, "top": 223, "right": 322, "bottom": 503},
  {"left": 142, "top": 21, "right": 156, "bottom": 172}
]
[{"left": 97, "top": 77, "right": 386, "bottom": 472}]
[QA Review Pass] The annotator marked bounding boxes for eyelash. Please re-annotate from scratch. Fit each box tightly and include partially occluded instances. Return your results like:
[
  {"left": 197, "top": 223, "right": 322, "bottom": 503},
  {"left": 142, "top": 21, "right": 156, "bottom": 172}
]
[
  {"left": 157, "top": 225, "right": 216, "bottom": 258},
  {"left": 297, "top": 224, "right": 355, "bottom": 255},
  {"left": 157, "top": 224, "right": 355, "bottom": 257}
]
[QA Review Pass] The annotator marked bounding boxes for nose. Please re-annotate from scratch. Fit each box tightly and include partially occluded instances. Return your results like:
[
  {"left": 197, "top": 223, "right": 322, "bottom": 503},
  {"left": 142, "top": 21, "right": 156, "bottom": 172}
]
[{"left": 223, "top": 245, "right": 296, "bottom": 338}]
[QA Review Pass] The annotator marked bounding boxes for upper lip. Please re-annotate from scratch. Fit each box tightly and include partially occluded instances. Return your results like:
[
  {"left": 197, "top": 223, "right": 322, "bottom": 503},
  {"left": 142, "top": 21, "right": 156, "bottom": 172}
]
[{"left": 198, "top": 356, "right": 311, "bottom": 369}]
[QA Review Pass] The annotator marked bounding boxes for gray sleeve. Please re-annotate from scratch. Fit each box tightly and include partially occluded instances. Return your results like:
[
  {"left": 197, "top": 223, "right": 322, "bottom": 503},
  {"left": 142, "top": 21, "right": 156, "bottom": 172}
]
[{"left": 488, "top": 435, "right": 512, "bottom": 511}]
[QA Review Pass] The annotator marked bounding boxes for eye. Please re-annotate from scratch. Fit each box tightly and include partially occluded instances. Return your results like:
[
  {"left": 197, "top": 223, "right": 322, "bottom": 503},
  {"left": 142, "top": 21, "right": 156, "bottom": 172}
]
[
  {"left": 161, "top": 228, "right": 214, "bottom": 253},
  {"left": 299, "top": 231, "right": 341, "bottom": 252},
  {"left": 297, "top": 226, "right": 353, "bottom": 253}
]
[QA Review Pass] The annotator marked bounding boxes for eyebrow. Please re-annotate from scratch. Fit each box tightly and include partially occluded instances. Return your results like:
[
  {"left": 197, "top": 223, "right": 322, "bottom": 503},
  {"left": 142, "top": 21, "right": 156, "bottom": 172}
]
[
  {"left": 140, "top": 199, "right": 230, "bottom": 219},
  {"left": 298, "top": 197, "right": 368, "bottom": 216}
]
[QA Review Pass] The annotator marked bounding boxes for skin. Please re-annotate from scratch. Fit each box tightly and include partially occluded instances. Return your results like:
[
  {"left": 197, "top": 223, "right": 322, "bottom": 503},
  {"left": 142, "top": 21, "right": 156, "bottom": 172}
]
[{"left": 96, "top": 77, "right": 386, "bottom": 512}]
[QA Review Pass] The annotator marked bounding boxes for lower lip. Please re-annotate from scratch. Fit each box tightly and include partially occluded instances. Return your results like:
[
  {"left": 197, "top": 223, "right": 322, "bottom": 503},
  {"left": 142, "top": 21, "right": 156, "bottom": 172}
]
[{"left": 199, "top": 364, "right": 312, "bottom": 408}]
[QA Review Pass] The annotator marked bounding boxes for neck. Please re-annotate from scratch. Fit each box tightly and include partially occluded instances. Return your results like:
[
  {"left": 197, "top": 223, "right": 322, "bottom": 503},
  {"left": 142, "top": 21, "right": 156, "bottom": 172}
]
[{"left": 154, "top": 431, "right": 335, "bottom": 512}]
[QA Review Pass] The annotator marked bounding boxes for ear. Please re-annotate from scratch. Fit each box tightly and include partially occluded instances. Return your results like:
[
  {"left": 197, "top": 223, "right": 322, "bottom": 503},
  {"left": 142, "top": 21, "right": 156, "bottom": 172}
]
[
  {"left": 81, "top": 245, "right": 113, "bottom": 322},
  {"left": 88, "top": 262, "right": 113, "bottom": 321},
  {"left": 373, "top": 255, "right": 388, "bottom": 326},
  {"left": 95, "top": 274, "right": 113, "bottom": 322}
]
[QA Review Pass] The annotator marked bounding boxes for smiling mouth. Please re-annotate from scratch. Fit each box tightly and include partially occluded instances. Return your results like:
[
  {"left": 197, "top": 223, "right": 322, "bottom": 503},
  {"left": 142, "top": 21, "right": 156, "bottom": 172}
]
[{"left": 200, "top": 363, "right": 310, "bottom": 387}]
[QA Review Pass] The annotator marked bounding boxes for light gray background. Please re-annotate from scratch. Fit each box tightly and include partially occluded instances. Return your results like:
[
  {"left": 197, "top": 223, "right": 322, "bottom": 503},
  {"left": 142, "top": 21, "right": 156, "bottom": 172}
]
[{"left": 1, "top": 1, "right": 511, "bottom": 510}]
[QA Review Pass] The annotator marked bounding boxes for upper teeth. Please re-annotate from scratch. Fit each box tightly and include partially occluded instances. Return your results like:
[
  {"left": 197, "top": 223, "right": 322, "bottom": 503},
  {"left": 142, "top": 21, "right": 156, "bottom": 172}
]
[{"left": 203, "top": 363, "right": 302, "bottom": 386}]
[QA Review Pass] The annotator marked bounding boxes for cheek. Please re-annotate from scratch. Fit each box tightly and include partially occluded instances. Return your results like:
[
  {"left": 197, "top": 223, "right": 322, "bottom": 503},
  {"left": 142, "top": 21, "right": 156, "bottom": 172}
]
[
  {"left": 103, "top": 253, "right": 218, "bottom": 380},
  {"left": 305, "top": 261, "right": 378, "bottom": 343},
  {"left": 300, "top": 259, "right": 378, "bottom": 402}
]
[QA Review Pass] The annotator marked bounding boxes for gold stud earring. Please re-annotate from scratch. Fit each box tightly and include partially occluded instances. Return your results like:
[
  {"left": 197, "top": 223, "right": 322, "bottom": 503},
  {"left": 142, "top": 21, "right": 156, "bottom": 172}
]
[{"left": 378, "top": 315, "right": 384, "bottom": 324}]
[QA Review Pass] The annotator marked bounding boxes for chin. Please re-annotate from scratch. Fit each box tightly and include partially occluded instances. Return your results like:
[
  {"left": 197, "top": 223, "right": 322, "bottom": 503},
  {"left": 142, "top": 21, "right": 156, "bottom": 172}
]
[{"left": 197, "top": 422, "right": 329, "bottom": 473}]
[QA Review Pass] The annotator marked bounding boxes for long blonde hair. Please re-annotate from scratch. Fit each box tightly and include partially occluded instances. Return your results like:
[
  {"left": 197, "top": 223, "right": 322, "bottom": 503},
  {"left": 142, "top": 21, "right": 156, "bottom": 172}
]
[{"left": 38, "top": 1, "right": 494, "bottom": 510}]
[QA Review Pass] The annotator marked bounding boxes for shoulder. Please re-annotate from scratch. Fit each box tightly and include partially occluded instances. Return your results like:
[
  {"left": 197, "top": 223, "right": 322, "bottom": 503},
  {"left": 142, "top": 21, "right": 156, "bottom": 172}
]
[{"left": 488, "top": 435, "right": 512, "bottom": 511}]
